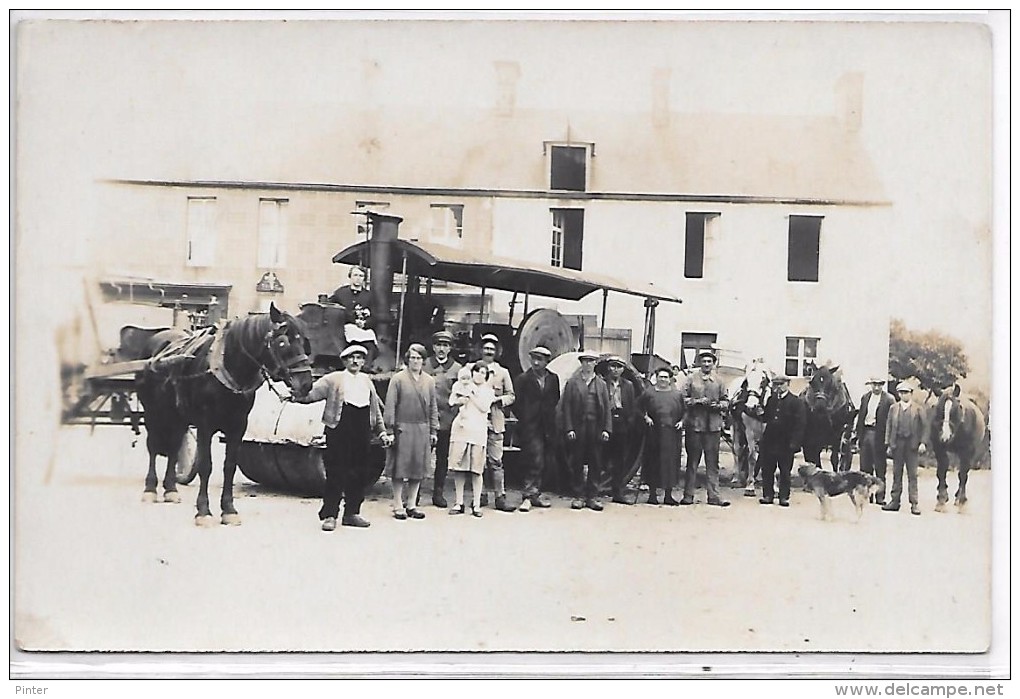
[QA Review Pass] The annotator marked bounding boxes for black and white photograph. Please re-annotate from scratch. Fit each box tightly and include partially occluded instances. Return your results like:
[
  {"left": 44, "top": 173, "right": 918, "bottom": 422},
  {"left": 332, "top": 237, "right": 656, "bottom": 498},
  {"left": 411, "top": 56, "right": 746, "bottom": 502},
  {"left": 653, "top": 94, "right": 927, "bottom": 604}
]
[{"left": 11, "top": 11, "right": 1007, "bottom": 680}]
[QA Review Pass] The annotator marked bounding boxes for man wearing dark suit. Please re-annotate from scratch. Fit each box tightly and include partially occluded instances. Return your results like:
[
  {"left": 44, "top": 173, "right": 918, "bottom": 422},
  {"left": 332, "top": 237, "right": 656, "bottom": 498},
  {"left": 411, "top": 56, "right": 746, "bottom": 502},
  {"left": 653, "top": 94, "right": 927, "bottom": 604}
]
[
  {"left": 855, "top": 375, "right": 895, "bottom": 505},
  {"left": 423, "top": 330, "right": 462, "bottom": 508},
  {"left": 758, "top": 373, "right": 807, "bottom": 507},
  {"left": 600, "top": 356, "right": 640, "bottom": 505},
  {"left": 560, "top": 350, "right": 612, "bottom": 511},
  {"left": 883, "top": 382, "right": 927, "bottom": 516},
  {"left": 511, "top": 346, "right": 561, "bottom": 512}
]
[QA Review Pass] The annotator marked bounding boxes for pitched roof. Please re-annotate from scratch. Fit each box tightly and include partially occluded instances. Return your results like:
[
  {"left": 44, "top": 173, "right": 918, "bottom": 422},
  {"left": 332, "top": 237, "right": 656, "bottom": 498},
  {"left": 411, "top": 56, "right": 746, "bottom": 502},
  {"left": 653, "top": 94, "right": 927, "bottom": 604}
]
[{"left": 262, "top": 105, "right": 887, "bottom": 204}]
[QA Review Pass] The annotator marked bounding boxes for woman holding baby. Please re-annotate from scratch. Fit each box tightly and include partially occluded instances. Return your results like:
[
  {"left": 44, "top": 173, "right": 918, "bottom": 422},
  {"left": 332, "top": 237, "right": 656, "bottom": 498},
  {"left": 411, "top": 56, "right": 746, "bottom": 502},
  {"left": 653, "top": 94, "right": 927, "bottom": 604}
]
[{"left": 447, "top": 361, "right": 497, "bottom": 517}]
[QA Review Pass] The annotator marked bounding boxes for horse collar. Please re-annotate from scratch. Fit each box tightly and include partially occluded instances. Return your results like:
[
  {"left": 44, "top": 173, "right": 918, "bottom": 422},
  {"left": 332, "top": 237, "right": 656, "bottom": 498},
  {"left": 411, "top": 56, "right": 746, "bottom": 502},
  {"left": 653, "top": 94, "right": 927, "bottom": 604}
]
[{"left": 210, "top": 328, "right": 267, "bottom": 394}]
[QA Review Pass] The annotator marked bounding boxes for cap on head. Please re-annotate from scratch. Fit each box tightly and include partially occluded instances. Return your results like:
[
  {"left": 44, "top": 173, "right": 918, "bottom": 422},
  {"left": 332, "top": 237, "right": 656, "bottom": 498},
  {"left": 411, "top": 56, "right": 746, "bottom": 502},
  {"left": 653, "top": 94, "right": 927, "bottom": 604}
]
[
  {"left": 896, "top": 382, "right": 914, "bottom": 393},
  {"left": 696, "top": 349, "right": 718, "bottom": 364},
  {"left": 605, "top": 355, "right": 626, "bottom": 368},
  {"left": 578, "top": 350, "right": 599, "bottom": 362},
  {"left": 771, "top": 374, "right": 791, "bottom": 384},
  {"left": 431, "top": 330, "right": 454, "bottom": 345},
  {"left": 528, "top": 346, "right": 552, "bottom": 358},
  {"left": 340, "top": 344, "right": 368, "bottom": 359},
  {"left": 480, "top": 333, "right": 500, "bottom": 350},
  {"left": 867, "top": 376, "right": 886, "bottom": 385}
]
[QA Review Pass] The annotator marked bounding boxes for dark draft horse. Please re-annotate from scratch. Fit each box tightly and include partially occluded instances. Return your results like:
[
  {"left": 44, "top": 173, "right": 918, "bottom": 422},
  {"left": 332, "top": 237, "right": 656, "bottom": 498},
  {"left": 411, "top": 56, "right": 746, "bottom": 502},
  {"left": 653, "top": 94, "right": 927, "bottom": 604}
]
[
  {"left": 137, "top": 304, "right": 313, "bottom": 525},
  {"left": 799, "top": 363, "right": 856, "bottom": 472},
  {"left": 931, "top": 384, "right": 987, "bottom": 513}
]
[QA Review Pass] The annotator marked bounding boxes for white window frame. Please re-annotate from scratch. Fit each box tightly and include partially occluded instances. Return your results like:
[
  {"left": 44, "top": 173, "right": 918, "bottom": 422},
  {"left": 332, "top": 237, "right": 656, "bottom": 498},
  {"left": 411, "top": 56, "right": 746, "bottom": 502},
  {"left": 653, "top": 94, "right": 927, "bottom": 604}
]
[
  {"left": 684, "top": 212, "right": 720, "bottom": 280},
  {"left": 544, "top": 141, "right": 594, "bottom": 192},
  {"left": 550, "top": 211, "right": 565, "bottom": 267},
  {"left": 257, "top": 198, "right": 288, "bottom": 269},
  {"left": 785, "top": 335, "right": 820, "bottom": 378},
  {"left": 429, "top": 203, "right": 464, "bottom": 243},
  {"left": 186, "top": 197, "right": 217, "bottom": 268}
]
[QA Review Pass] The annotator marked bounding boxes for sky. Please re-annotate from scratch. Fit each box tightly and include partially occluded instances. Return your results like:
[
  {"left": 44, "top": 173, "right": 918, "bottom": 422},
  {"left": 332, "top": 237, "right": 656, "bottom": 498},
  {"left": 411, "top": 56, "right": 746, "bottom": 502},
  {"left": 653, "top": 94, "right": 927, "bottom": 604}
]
[{"left": 15, "top": 11, "right": 1003, "bottom": 390}]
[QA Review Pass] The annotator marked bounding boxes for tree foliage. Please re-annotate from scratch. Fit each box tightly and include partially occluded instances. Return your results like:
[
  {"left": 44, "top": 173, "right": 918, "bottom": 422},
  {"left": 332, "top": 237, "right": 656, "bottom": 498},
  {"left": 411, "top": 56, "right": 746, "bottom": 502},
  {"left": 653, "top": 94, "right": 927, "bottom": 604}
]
[{"left": 889, "top": 319, "right": 970, "bottom": 393}]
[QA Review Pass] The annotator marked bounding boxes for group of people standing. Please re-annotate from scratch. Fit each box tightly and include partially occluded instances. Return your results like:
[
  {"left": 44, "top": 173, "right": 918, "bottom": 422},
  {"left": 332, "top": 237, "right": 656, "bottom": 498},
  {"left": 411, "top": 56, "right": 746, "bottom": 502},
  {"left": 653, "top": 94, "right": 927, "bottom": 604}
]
[
  {"left": 856, "top": 376, "right": 928, "bottom": 515},
  {"left": 289, "top": 327, "right": 932, "bottom": 532},
  {"left": 290, "top": 333, "right": 754, "bottom": 531}
]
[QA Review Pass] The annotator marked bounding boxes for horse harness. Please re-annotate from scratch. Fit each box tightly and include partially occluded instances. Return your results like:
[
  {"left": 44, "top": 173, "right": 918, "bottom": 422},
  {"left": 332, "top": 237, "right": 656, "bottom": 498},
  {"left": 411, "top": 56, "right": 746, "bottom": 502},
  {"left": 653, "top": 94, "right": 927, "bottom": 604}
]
[
  {"left": 147, "top": 320, "right": 311, "bottom": 396},
  {"left": 216, "top": 320, "right": 312, "bottom": 395}
]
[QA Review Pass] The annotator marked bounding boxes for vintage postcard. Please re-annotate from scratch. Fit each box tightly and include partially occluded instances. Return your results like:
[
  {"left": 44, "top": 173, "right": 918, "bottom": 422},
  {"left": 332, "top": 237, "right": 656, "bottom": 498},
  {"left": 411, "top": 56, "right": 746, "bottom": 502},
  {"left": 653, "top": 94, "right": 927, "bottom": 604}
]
[{"left": 11, "top": 11, "right": 1006, "bottom": 679}]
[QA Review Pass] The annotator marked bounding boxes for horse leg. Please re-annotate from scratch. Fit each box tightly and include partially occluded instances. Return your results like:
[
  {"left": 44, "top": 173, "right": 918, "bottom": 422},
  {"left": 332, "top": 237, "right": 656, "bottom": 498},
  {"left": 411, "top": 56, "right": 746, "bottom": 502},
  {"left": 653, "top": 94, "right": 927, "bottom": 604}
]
[
  {"left": 161, "top": 425, "right": 187, "bottom": 504},
  {"left": 734, "top": 425, "right": 749, "bottom": 487},
  {"left": 839, "top": 433, "right": 853, "bottom": 473},
  {"left": 142, "top": 446, "right": 159, "bottom": 503},
  {"left": 220, "top": 436, "right": 242, "bottom": 526},
  {"left": 829, "top": 443, "right": 844, "bottom": 473},
  {"left": 933, "top": 445, "right": 950, "bottom": 513},
  {"left": 744, "top": 427, "right": 759, "bottom": 496},
  {"left": 194, "top": 426, "right": 216, "bottom": 526},
  {"left": 955, "top": 455, "right": 970, "bottom": 512},
  {"left": 162, "top": 454, "right": 182, "bottom": 504}
]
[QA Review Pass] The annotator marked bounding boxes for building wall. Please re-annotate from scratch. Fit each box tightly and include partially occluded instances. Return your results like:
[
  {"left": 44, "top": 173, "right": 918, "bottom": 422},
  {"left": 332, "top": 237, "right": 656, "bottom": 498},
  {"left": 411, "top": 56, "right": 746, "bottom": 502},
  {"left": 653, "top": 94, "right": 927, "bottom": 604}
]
[
  {"left": 94, "top": 183, "right": 502, "bottom": 309},
  {"left": 92, "top": 181, "right": 890, "bottom": 396},
  {"left": 488, "top": 197, "right": 890, "bottom": 396}
]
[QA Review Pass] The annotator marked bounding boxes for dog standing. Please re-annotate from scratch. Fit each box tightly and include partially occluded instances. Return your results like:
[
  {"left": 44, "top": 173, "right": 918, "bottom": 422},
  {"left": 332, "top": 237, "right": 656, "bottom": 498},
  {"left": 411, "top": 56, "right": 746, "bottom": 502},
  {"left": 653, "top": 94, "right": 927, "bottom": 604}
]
[{"left": 797, "top": 464, "right": 884, "bottom": 521}]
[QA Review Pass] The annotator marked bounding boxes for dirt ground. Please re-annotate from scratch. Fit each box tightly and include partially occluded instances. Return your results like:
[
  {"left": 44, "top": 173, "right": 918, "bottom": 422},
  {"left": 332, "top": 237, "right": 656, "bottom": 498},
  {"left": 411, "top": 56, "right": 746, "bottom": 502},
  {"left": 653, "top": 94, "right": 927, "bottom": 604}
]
[{"left": 13, "top": 425, "right": 996, "bottom": 655}]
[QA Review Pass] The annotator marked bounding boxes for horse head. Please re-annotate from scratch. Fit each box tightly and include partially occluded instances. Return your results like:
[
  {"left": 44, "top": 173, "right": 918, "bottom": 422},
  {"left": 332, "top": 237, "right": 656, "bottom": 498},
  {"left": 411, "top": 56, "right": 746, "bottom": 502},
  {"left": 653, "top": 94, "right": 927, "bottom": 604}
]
[
  {"left": 743, "top": 365, "right": 771, "bottom": 417},
  {"left": 805, "top": 363, "right": 847, "bottom": 413},
  {"left": 266, "top": 303, "right": 313, "bottom": 398},
  {"left": 935, "top": 383, "right": 964, "bottom": 445}
]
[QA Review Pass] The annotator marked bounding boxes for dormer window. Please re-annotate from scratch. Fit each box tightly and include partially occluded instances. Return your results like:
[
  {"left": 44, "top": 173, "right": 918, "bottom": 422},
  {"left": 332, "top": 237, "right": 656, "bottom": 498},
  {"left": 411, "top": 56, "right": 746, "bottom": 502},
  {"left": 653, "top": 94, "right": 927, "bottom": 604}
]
[{"left": 545, "top": 142, "right": 594, "bottom": 192}]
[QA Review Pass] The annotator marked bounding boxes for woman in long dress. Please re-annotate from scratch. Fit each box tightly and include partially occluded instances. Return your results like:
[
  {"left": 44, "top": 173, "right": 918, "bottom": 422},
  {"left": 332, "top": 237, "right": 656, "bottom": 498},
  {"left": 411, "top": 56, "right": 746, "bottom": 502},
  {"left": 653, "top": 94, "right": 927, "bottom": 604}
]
[
  {"left": 639, "top": 366, "right": 686, "bottom": 506},
  {"left": 384, "top": 343, "right": 439, "bottom": 520},
  {"left": 447, "top": 362, "right": 496, "bottom": 517}
]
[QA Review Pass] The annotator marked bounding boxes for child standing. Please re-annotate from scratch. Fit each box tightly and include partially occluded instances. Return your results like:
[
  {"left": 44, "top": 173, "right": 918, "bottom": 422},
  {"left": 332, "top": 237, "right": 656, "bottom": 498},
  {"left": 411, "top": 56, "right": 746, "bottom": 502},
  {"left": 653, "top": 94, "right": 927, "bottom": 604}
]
[{"left": 447, "top": 362, "right": 496, "bottom": 517}]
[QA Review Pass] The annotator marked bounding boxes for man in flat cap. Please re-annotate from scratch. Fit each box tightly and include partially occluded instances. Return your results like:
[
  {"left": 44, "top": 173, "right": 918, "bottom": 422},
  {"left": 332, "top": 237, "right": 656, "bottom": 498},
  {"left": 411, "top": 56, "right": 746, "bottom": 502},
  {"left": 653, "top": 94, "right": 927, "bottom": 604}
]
[
  {"left": 680, "top": 348, "right": 731, "bottom": 506},
  {"left": 560, "top": 350, "right": 612, "bottom": 511},
  {"left": 855, "top": 375, "right": 894, "bottom": 505},
  {"left": 512, "top": 345, "right": 561, "bottom": 511},
  {"left": 883, "top": 382, "right": 926, "bottom": 516},
  {"left": 423, "top": 330, "right": 462, "bottom": 508},
  {"left": 600, "top": 355, "right": 640, "bottom": 505},
  {"left": 478, "top": 334, "right": 516, "bottom": 512},
  {"left": 288, "top": 343, "right": 393, "bottom": 531},
  {"left": 758, "top": 372, "right": 806, "bottom": 507}
]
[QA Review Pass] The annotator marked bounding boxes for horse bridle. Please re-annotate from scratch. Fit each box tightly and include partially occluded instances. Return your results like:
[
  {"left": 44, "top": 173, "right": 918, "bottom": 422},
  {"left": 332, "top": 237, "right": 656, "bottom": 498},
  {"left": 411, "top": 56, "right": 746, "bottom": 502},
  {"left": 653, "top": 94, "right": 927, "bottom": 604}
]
[
  {"left": 240, "top": 322, "right": 312, "bottom": 387},
  {"left": 740, "top": 374, "right": 769, "bottom": 419}
]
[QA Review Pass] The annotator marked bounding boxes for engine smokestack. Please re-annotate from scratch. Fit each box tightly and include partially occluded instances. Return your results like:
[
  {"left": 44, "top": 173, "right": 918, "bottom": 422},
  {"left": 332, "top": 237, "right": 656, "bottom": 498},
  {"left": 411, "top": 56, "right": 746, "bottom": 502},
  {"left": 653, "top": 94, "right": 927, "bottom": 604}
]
[{"left": 365, "top": 211, "right": 402, "bottom": 345}]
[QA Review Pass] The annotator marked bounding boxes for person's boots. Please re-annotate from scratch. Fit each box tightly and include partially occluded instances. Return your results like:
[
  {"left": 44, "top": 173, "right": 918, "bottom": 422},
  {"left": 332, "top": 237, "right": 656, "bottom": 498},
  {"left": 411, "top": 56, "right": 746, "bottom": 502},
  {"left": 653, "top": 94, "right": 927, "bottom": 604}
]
[{"left": 494, "top": 494, "right": 515, "bottom": 512}]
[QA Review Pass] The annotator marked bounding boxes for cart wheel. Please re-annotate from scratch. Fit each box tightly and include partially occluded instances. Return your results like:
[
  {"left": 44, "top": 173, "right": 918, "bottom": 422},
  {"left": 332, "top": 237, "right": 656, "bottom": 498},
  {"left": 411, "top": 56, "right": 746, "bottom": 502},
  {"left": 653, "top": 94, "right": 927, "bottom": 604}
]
[{"left": 176, "top": 428, "right": 199, "bottom": 485}]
